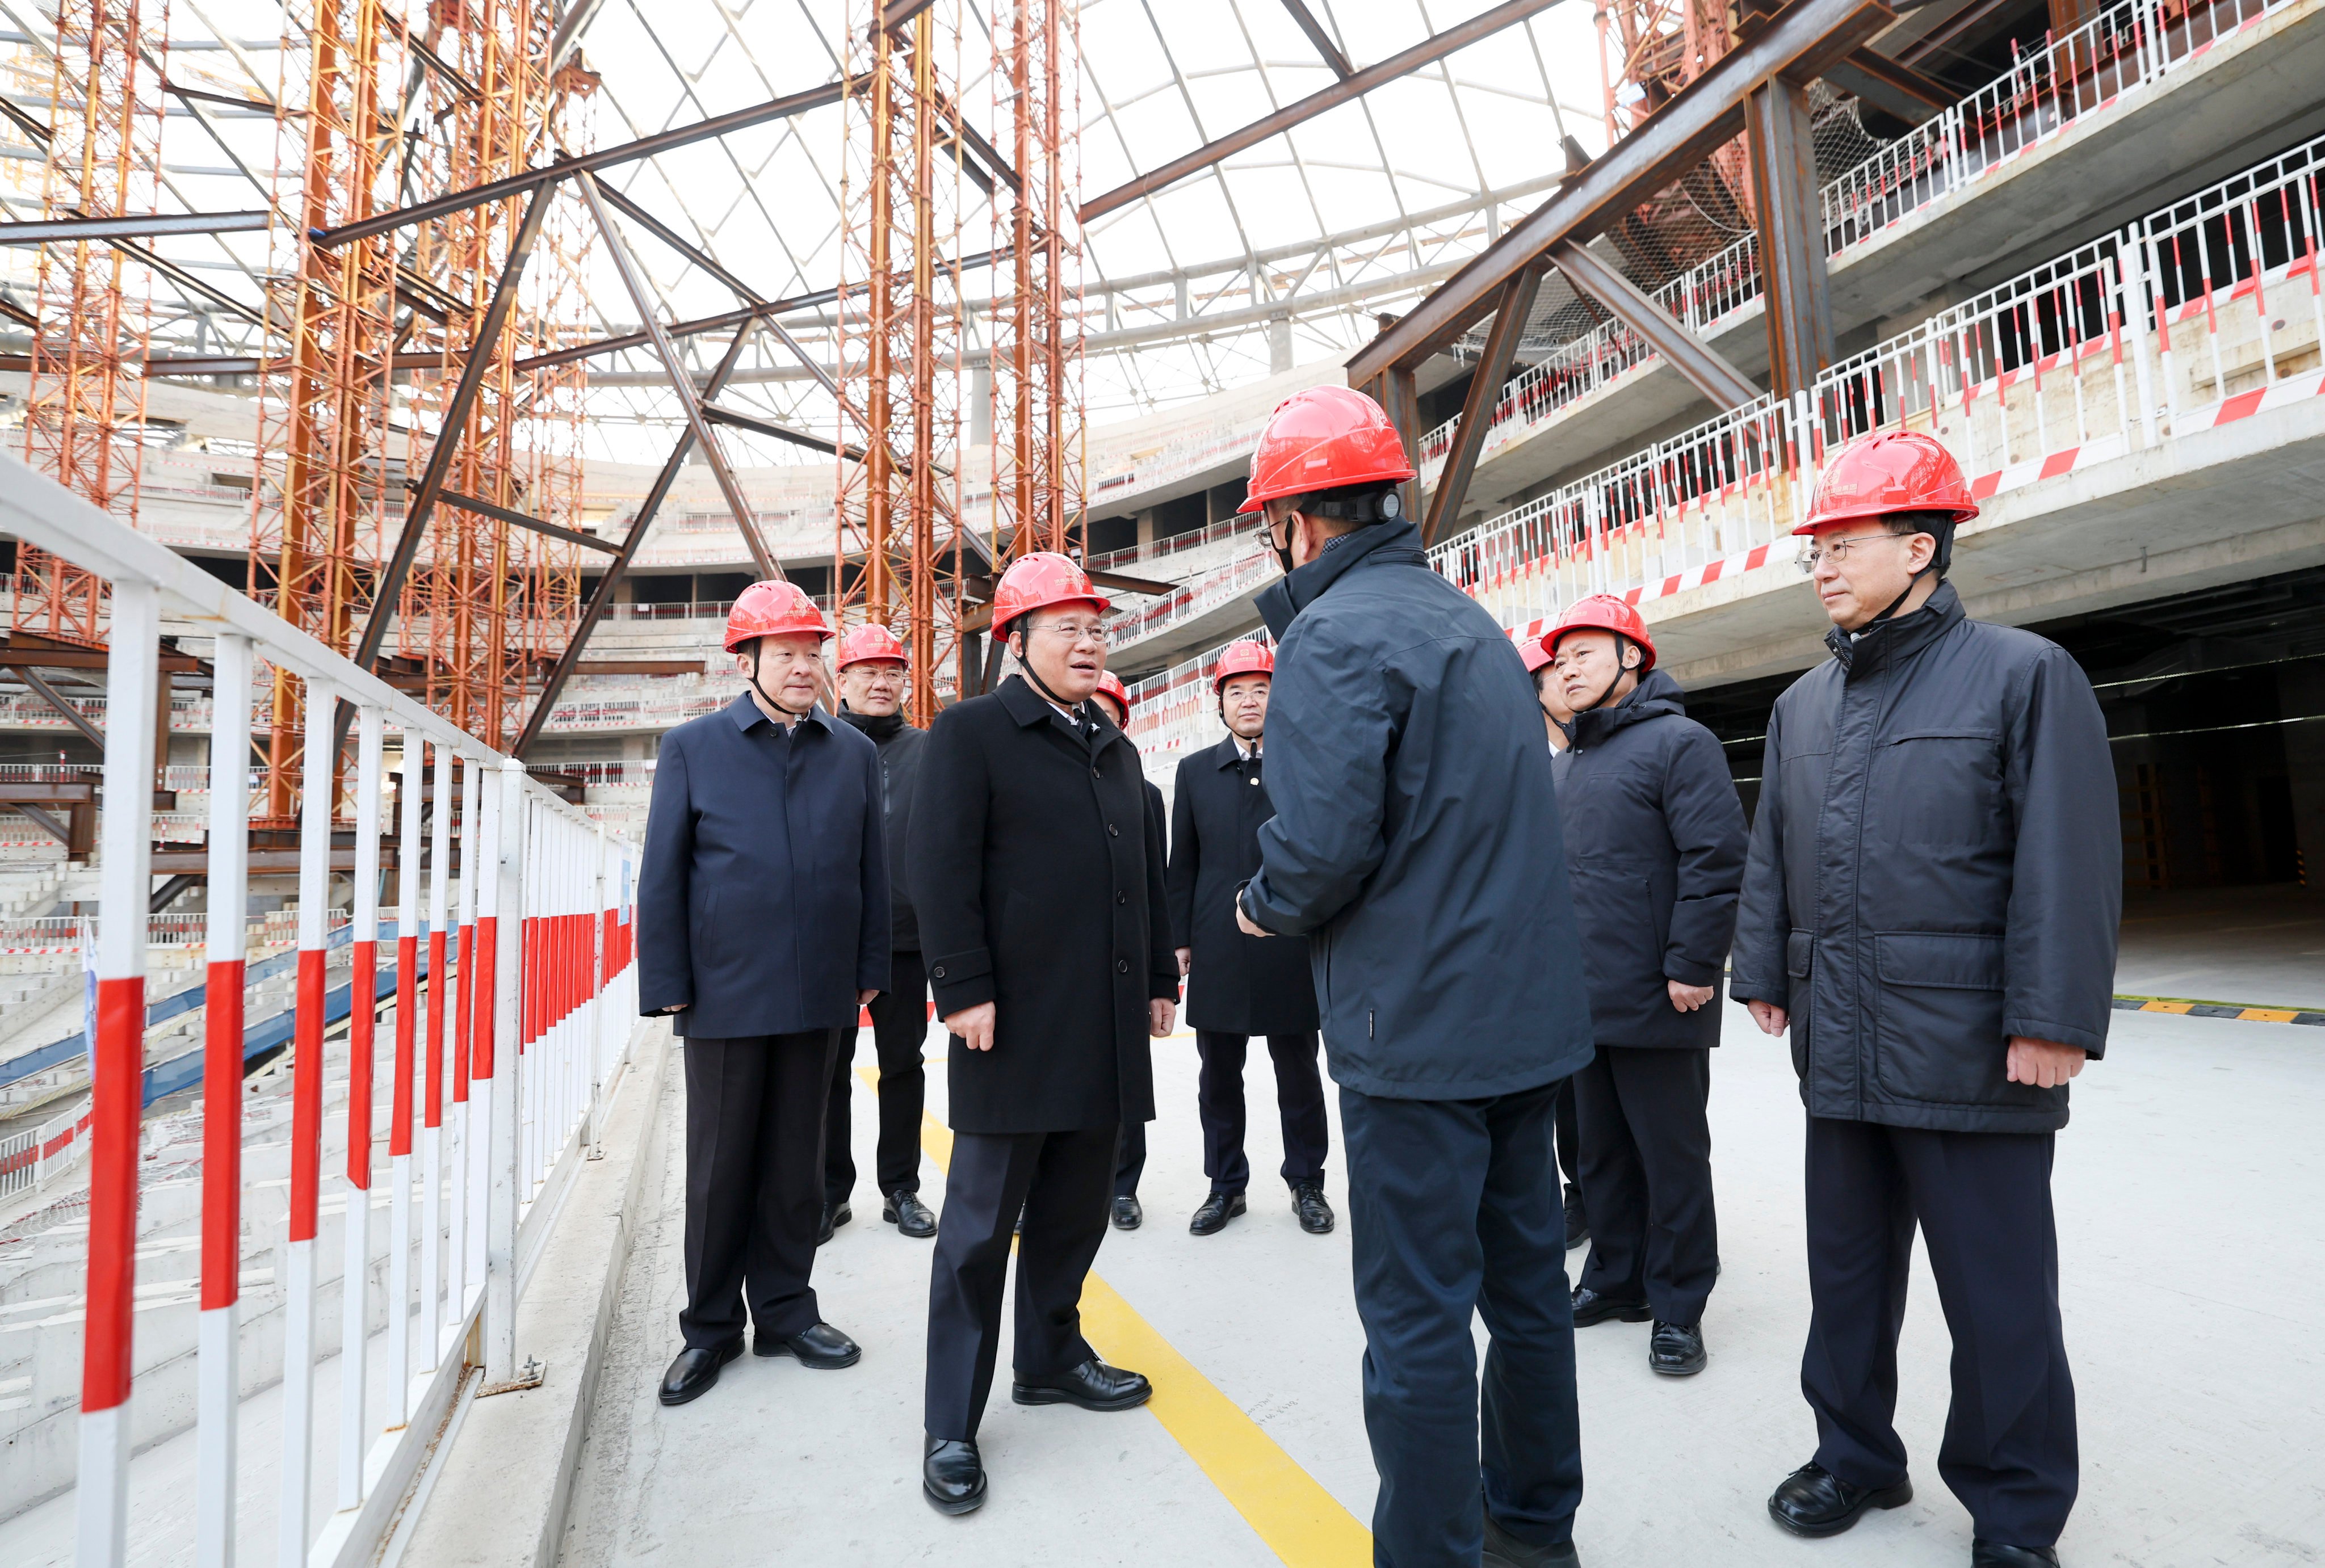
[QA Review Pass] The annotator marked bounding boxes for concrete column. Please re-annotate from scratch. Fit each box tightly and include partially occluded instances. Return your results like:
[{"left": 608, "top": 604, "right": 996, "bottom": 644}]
[{"left": 2280, "top": 661, "right": 2325, "bottom": 896}]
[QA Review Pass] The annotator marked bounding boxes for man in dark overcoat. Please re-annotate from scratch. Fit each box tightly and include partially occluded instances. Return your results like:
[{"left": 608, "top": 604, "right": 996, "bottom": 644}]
[
  {"left": 1168, "top": 638, "right": 1331, "bottom": 1238},
  {"left": 637, "top": 581, "right": 887, "bottom": 1407},
  {"left": 1731, "top": 432, "right": 2118, "bottom": 1568},
  {"left": 1091, "top": 670, "right": 1169, "bottom": 1229},
  {"left": 908, "top": 553, "right": 1178, "bottom": 1516},
  {"left": 1544, "top": 596, "right": 1745, "bottom": 1380}
]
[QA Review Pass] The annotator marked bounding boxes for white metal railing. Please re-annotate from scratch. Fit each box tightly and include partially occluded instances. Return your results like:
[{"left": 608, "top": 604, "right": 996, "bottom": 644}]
[
  {"left": 0, "top": 452, "right": 641, "bottom": 1568},
  {"left": 1084, "top": 512, "right": 1261, "bottom": 573},
  {"left": 0, "top": 1095, "right": 93, "bottom": 1198},
  {"left": 1107, "top": 547, "right": 1279, "bottom": 649},
  {"left": 1415, "top": 0, "right": 2301, "bottom": 476},
  {"left": 0, "top": 909, "right": 350, "bottom": 955},
  {"left": 1428, "top": 129, "right": 2325, "bottom": 632}
]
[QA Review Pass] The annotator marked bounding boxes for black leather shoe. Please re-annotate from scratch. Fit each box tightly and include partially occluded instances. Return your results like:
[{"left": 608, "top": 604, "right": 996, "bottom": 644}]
[
  {"left": 1972, "top": 1544, "right": 2059, "bottom": 1567},
  {"left": 1649, "top": 1319, "right": 1706, "bottom": 1376},
  {"left": 755, "top": 1321, "right": 862, "bottom": 1368},
  {"left": 657, "top": 1340, "right": 741, "bottom": 1406},
  {"left": 1291, "top": 1181, "right": 1335, "bottom": 1234},
  {"left": 884, "top": 1190, "right": 937, "bottom": 1238},
  {"left": 1112, "top": 1195, "right": 1143, "bottom": 1230},
  {"left": 817, "top": 1201, "right": 851, "bottom": 1245},
  {"left": 1189, "top": 1191, "right": 1246, "bottom": 1235},
  {"left": 1766, "top": 1462, "right": 1912, "bottom": 1538},
  {"left": 1482, "top": 1511, "right": 1581, "bottom": 1567},
  {"left": 1012, "top": 1357, "right": 1152, "bottom": 1411},
  {"left": 1561, "top": 1186, "right": 1589, "bottom": 1249},
  {"left": 922, "top": 1436, "right": 987, "bottom": 1515},
  {"left": 1570, "top": 1285, "right": 1651, "bottom": 1326}
]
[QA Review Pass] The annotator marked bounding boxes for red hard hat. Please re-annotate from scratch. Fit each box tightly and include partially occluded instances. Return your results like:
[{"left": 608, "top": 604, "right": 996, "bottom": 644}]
[
  {"left": 724, "top": 579, "right": 831, "bottom": 653},
  {"left": 1547, "top": 594, "right": 1657, "bottom": 674},
  {"left": 1236, "top": 385, "right": 1417, "bottom": 514},
  {"left": 836, "top": 623, "right": 908, "bottom": 670},
  {"left": 1800, "top": 430, "right": 1979, "bottom": 533},
  {"left": 1520, "top": 633, "right": 1555, "bottom": 675},
  {"left": 1094, "top": 671, "right": 1132, "bottom": 716},
  {"left": 1211, "top": 639, "right": 1275, "bottom": 692},
  {"left": 992, "top": 551, "right": 1110, "bottom": 638}
]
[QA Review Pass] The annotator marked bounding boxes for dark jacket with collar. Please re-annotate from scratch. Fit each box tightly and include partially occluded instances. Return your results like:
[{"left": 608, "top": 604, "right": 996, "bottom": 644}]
[
  {"left": 1730, "top": 581, "right": 2120, "bottom": 1134},
  {"left": 1559, "top": 667, "right": 1748, "bottom": 1049},
  {"left": 637, "top": 693, "right": 889, "bottom": 1038},
  {"left": 1169, "top": 735, "right": 1317, "bottom": 1036},
  {"left": 840, "top": 706, "right": 929, "bottom": 953},
  {"left": 1239, "top": 520, "right": 1593, "bottom": 1099},
  {"left": 908, "top": 676, "right": 1178, "bottom": 1134}
]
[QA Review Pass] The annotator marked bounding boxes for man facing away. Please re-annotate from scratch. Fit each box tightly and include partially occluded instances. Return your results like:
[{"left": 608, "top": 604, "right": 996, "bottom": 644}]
[
  {"left": 1232, "top": 385, "right": 1596, "bottom": 1568},
  {"left": 1524, "top": 630, "right": 1588, "bottom": 1252},
  {"left": 1166, "top": 637, "right": 1332, "bottom": 1239},
  {"left": 909, "top": 553, "right": 1178, "bottom": 1515},
  {"left": 637, "top": 581, "right": 887, "bottom": 1407},
  {"left": 822, "top": 622, "right": 939, "bottom": 1242},
  {"left": 1545, "top": 596, "right": 1746, "bottom": 1379},
  {"left": 1731, "top": 431, "right": 2119, "bottom": 1568}
]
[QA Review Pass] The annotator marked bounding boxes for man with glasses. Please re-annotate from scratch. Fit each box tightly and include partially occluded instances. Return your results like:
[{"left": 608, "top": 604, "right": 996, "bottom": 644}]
[
  {"left": 908, "top": 553, "right": 1178, "bottom": 1516},
  {"left": 1731, "top": 431, "right": 2118, "bottom": 1568}
]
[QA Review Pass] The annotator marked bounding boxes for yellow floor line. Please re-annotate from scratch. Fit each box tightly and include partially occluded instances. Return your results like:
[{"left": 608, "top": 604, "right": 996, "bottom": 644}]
[{"left": 858, "top": 1066, "right": 1372, "bottom": 1566}]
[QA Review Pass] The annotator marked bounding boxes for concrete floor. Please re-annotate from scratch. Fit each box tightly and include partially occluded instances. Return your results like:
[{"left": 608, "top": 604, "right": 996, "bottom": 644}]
[
  {"left": 558, "top": 999, "right": 2325, "bottom": 1567},
  {"left": 2115, "top": 886, "right": 2325, "bottom": 1011}
]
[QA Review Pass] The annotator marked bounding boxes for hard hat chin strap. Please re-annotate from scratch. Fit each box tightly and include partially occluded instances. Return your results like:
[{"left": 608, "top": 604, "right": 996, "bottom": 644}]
[
  {"left": 1857, "top": 523, "right": 1954, "bottom": 633},
  {"left": 1011, "top": 629, "right": 1085, "bottom": 717},
  {"left": 748, "top": 644, "right": 816, "bottom": 720},
  {"left": 1566, "top": 636, "right": 1639, "bottom": 716}
]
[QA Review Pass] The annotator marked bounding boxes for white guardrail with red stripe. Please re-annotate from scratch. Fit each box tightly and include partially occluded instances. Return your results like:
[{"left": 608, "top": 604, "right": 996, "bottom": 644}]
[
  {"left": 1429, "top": 129, "right": 2325, "bottom": 632},
  {"left": 0, "top": 451, "right": 639, "bottom": 1568}
]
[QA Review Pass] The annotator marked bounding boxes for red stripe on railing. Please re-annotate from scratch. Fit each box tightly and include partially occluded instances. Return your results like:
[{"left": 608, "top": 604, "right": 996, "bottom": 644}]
[
  {"left": 202, "top": 957, "right": 245, "bottom": 1311},
  {"left": 289, "top": 946, "right": 326, "bottom": 1243},
  {"left": 348, "top": 940, "right": 376, "bottom": 1189},
  {"left": 391, "top": 934, "right": 416, "bottom": 1158},
  {"left": 454, "top": 924, "right": 475, "bottom": 1103},
  {"left": 85, "top": 974, "right": 145, "bottom": 1413},
  {"left": 473, "top": 917, "right": 497, "bottom": 1079},
  {"left": 425, "top": 928, "right": 446, "bottom": 1129}
]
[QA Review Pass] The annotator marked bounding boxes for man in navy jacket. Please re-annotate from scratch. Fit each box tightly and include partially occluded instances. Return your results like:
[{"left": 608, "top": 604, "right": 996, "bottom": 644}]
[{"left": 638, "top": 581, "right": 889, "bottom": 1407}]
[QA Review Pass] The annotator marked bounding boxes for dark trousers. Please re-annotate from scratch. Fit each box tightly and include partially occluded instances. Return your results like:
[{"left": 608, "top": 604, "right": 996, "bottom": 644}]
[
  {"left": 824, "top": 949, "right": 929, "bottom": 1203},
  {"left": 1339, "top": 1081, "right": 1583, "bottom": 1567},
  {"left": 679, "top": 1032, "right": 836, "bottom": 1350},
  {"left": 1197, "top": 1029, "right": 1328, "bottom": 1195},
  {"left": 1114, "top": 1120, "right": 1144, "bottom": 1198},
  {"left": 1803, "top": 1116, "right": 2078, "bottom": 1548},
  {"left": 1574, "top": 1044, "right": 1717, "bottom": 1324},
  {"left": 1551, "top": 1077, "right": 1582, "bottom": 1197},
  {"left": 925, "top": 1125, "right": 1115, "bottom": 1440}
]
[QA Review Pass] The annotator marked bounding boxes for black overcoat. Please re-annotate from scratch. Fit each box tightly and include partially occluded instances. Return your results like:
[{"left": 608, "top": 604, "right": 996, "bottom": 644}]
[
  {"left": 909, "top": 676, "right": 1178, "bottom": 1134},
  {"left": 636, "top": 695, "right": 889, "bottom": 1037},
  {"left": 1730, "top": 583, "right": 2120, "bottom": 1134},
  {"left": 1560, "top": 669, "right": 1747, "bottom": 1049},
  {"left": 1168, "top": 737, "right": 1319, "bottom": 1035}
]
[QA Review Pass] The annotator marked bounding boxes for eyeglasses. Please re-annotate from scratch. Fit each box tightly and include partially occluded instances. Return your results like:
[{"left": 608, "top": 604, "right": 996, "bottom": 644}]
[
  {"left": 1027, "top": 620, "right": 1107, "bottom": 643},
  {"left": 1794, "top": 532, "right": 1907, "bottom": 574}
]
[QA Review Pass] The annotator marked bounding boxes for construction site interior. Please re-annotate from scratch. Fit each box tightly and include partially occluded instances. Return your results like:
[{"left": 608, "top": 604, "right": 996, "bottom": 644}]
[{"left": 1, "top": 0, "right": 2322, "bottom": 1562}]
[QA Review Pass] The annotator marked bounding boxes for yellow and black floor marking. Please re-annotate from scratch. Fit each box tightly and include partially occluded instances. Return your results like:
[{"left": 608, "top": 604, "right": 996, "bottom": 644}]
[{"left": 2113, "top": 994, "right": 2325, "bottom": 1026}]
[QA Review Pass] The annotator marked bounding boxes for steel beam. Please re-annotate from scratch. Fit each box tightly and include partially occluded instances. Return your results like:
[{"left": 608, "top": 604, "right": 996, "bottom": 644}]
[
  {"left": 352, "top": 184, "right": 554, "bottom": 675},
  {"left": 0, "top": 208, "right": 269, "bottom": 244},
  {"left": 1279, "top": 0, "right": 1354, "bottom": 78},
  {"left": 314, "top": 78, "right": 848, "bottom": 250},
  {"left": 700, "top": 401, "right": 864, "bottom": 461},
  {"left": 577, "top": 169, "right": 782, "bottom": 581},
  {"left": 438, "top": 490, "right": 621, "bottom": 553},
  {"left": 1344, "top": 0, "right": 1890, "bottom": 384},
  {"left": 593, "top": 183, "right": 769, "bottom": 303},
  {"left": 1827, "top": 45, "right": 1950, "bottom": 124},
  {"left": 514, "top": 327, "right": 756, "bottom": 757},
  {"left": 1422, "top": 265, "right": 1542, "bottom": 547},
  {"left": 1550, "top": 239, "right": 1759, "bottom": 409},
  {"left": 1079, "top": 0, "right": 1560, "bottom": 224},
  {"left": 512, "top": 295, "right": 828, "bottom": 375},
  {"left": 18, "top": 666, "right": 106, "bottom": 747},
  {"left": 1747, "top": 75, "right": 1835, "bottom": 398}
]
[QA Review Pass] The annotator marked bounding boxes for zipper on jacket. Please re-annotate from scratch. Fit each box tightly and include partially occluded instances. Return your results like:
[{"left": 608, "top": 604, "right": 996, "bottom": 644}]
[{"left": 1369, "top": 1008, "right": 1375, "bottom": 1039}]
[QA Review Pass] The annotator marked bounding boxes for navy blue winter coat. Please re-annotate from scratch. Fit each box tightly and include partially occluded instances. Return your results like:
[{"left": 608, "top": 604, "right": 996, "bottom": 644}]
[
  {"left": 637, "top": 694, "right": 890, "bottom": 1038},
  {"left": 1239, "top": 520, "right": 1594, "bottom": 1099}
]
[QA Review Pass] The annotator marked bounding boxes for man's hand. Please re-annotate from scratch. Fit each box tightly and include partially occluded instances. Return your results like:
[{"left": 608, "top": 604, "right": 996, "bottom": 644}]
[
  {"left": 1235, "top": 905, "right": 1269, "bottom": 939},
  {"left": 1176, "top": 947, "right": 1192, "bottom": 976},
  {"left": 2006, "top": 1036, "right": 2085, "bottom": 1088},
  {"left": 1668, "top": 980, "right": 1715, "bottom": 1014},
  {"left": 857, "top": 989, "right": 879, "bottom": 1006},
  {"left": 946, "top": 1002, "right": 996, "bottom": 1053},
  {"left": 658, "top": 1002, "right": 689, "bottom": 1015},
  {"left": 1747, "top": 999, "right": 1789, "bottom": 1036},
  {"left": 1149, "top": 998, "right": 1176, "bottom": 1037}
]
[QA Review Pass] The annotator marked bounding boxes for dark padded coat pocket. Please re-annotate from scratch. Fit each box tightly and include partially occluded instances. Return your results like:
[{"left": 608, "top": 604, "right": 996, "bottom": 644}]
[{"left": 1871, "top": 931, "right": 2026, "bottom": 1105}]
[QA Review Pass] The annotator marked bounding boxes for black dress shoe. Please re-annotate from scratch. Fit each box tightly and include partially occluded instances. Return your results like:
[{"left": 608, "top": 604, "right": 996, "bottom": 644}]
[
  {"left": 1648, "top": 1319, "right": 1706, "bottom": 1376},
  {"left": 1972, "top": 1544, "right": 2059, "bottom": 1567},
  {"left": 1291, "top": 1181, "right": 1334, "bottom": 1234},
  {"left": 1112, "top": 1195, "right": 1143, "bottom": 1230},
  {"left": 657, "top": 1340, "right": 741, "bottom": 1406},
  {"left": 1561, "top": 1186, "right": 1589, "bottom": 1249},
  {"left": 754, "top": 1321, "right": 862, "bottom": 1368},
  {"left": 1012, "top": 1357, "right": 1152, "bottom": 1411},
  {"left": 1766, "top": 1461, "right": 1912, "bottom": 1538},
  {"left": 1482, "top": 1511, "right": 1581, "bottom": 1568},
  {"left": 922, "top": 1436, "right": 987, "bottom": 1515},
  {"left": 884, "top": 1190, "right": 937, "bottom": 1238},
  {"left": 1189, "top": 1191, "right": 1246, "bottom": 1235},
  {"left": 817, "top": 1201, "right": 851, "bottom": 1246},
  {"left": 1570, "top": 1285, "right": 1651, "bottom": 1326}
]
